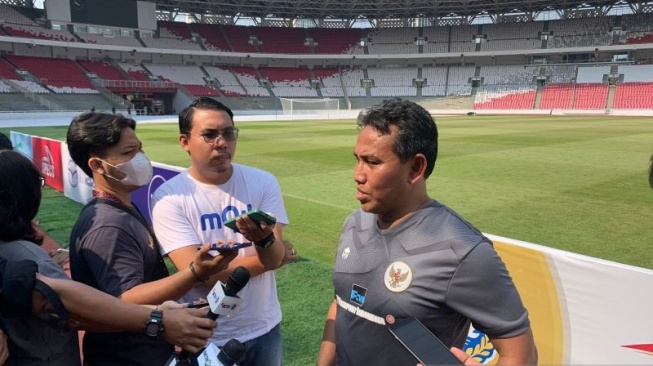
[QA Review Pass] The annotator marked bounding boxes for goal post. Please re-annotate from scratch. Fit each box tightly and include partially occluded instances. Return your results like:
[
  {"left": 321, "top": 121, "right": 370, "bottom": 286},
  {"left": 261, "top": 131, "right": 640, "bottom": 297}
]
[{"left": 279, "top": 98, "right": 340, "bottom": 119}]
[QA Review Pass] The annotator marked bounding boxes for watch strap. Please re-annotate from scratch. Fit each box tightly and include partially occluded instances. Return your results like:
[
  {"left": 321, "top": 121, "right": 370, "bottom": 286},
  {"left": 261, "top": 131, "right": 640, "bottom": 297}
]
[{"left": 255, "top": 233, "right": 275, "bottom": 249}]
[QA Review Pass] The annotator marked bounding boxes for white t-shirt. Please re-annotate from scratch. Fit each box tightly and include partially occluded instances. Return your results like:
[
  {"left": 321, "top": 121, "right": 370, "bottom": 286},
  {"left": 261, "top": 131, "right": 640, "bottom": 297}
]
[{"left": 151, "top": 163, "right": 288, "bottom": 345}]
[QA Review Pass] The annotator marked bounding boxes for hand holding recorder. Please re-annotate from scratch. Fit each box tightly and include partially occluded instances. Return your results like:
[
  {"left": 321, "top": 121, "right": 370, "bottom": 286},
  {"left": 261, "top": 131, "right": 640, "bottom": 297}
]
[{"left": 188, "top": 243, "right": 238, "bottom": 283}]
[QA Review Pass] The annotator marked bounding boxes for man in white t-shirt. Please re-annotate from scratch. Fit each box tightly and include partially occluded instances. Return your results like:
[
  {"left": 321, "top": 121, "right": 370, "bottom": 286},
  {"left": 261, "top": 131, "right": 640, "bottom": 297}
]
[{"left": 151, "top": 97, "right": 298, "bottom": 366}]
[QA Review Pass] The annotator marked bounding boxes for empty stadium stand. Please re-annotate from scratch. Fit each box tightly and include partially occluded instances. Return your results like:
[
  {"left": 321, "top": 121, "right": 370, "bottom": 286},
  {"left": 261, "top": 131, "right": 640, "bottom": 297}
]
[
  {"left": 572, "top": 83, "right": 608, "bottom": 109},
  {"left": 613, "top": 83, "right": 653, "bottom": 109},
  {"left": 141, "top": 21, "right": 202, "bottom": 50},
  {"left": 367, "top": 67, "right": 418, "bottom": 97},
  {"left": 307, "top": 28, "right": 364, "bottom": 54},
  {"left": 78, "top": 60, "right": 130, "bottom": 81},
  {"left": 474, "top": 87, "right": 536, "bottom": 110},
  {"left": 251, "top": 27, "right": 311, "bottom": 54},
  {"left": 540, "top": 84, "right": 574, "bottom": 109},
  {"left": 366, "top": 28, "right": 419, "bottom": 55},
  {"left": 117, "top": 63, "right": 152, "bottom": 81},
  {"left": 222, "top": 25, "right": 257, "bottom": 53},
  {"left": 4, "top": 55, "right": 97, "bottom": 93},
  {"left": 2, "top": 3, "right": 653, "bottom": 114},
  {"left": 190, "top": 23, "right": 231, "bottom": 51}
]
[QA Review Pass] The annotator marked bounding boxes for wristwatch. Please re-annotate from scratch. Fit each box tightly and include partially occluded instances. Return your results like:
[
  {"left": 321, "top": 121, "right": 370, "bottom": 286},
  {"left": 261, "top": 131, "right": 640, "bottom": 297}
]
[
  {"left": 255, "top": 233, "right": 276, "bottom": 249},
  {"left": 144, "top": 309, "right": 165, "bottom": 340}
]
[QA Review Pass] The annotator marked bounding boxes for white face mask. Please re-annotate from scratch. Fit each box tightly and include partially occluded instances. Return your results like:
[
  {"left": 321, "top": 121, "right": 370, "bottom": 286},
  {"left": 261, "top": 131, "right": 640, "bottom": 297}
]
[{"left": 100, "top": 152, "right": 153, "bottom": 187}]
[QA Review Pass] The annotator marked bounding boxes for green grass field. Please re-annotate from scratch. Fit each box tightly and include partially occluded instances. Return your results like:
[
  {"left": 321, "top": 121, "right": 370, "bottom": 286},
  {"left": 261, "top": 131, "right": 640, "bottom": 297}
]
[{"left": 3, "top": 114, "right": 653, "bottom": 365}]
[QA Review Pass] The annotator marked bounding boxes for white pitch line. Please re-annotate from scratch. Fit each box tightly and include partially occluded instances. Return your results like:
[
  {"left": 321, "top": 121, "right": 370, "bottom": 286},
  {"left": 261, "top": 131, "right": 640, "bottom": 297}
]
[{"left": 283, "top": 193, "right": 356, "bottom": 212}]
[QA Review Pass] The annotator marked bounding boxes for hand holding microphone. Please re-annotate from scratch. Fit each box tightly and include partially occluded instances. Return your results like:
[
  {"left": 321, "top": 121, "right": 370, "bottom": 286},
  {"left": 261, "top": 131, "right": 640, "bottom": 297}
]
[
  {"left": 173, "top": 266, "right": 251, "bottom": 365},
  {"left": 161, "top": 307, "right": 217, "bottom": 357}
]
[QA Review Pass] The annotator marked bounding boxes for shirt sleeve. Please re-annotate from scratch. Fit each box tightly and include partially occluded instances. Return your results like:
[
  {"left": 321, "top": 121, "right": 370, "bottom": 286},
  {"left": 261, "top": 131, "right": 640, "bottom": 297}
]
[
  {"left": 7, "top": 242, "right": 69, "bottom": 280},
  {"left": 445, "top": 241, "right": 531, "bottom": 338},
  {"left": 78, "top": 226, "right": 145, "bottom": 297},
  {"left": 151, "top": 193, "right": 201, "bottom": 254}
]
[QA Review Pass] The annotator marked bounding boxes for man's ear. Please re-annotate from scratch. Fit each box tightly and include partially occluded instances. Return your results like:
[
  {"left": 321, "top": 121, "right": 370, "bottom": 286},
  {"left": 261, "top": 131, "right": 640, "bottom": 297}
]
[
  {"left": 88, "top": 158, "right": 104, "bottom": 175},
  {"left": 409, "top": 154, "right": 427, "bottom": 183},
  {"left": 179, "top": 134, "right": 190, "bottom": 153}
]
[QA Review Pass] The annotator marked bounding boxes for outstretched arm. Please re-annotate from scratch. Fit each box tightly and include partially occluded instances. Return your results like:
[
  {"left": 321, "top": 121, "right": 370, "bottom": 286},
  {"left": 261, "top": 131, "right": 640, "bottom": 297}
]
[
  {"left": 118, "top": 243, "right": 236, "bottom": 305},
  {"left": 167, "top": 224, "right": 296, "bottom": 286},
  {"left": 33, "top": 274, "right": 217, "bottom": 353},
  {"left": 317, "top": 299, "right": 337, "bottom": 366},
  {"left": 0, "top": 330, "right": 7, "bottom": 366}
]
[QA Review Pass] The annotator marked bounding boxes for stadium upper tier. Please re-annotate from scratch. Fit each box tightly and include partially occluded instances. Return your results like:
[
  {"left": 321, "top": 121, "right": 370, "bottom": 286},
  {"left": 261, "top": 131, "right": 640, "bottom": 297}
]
[
  {"left": 2, "top": 4, "right": 653, "bottom": 112},
  {"left": 1, "top": 52, "right": 653, "bottom": 112},
  {"left": 2, "top": 4, "right": 653, "bottom": 54}
]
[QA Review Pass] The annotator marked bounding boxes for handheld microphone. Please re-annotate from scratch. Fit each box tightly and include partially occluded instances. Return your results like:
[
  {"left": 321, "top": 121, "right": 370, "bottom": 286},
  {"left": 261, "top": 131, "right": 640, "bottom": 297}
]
[
  {"left": 206, "top": 266, "right": 251, "bottom": 320},
  {"left": 197, "top": 339, "right": 245, "bottom": 366},
  {"left": 173, "top": 266, "right": 251, "bottom": 365}
]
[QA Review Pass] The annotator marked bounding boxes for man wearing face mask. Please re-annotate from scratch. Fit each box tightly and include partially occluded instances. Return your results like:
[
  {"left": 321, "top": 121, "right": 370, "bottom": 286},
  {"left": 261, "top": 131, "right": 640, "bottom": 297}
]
[{"left": 67, "top": 112, "right": 237, "bottom": 366}]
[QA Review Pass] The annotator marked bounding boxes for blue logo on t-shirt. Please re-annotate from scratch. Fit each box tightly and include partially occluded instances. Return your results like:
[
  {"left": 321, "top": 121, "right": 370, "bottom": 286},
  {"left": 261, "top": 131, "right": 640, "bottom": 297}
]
[
  {"left": 200, "top": 204, "right": 253, "bottom": 231},
  {"left": 350, "top": 284, "right": 367, "bottom": 307}
]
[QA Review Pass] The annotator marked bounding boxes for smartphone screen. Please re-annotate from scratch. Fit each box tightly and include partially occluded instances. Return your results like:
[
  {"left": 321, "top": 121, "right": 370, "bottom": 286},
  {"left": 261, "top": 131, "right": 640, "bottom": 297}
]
[{"left": 388, "top": 317, "right": 464, "bottom": 366}]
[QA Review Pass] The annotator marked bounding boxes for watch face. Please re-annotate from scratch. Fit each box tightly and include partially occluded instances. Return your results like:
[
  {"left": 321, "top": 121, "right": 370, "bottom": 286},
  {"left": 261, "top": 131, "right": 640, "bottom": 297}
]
[
  {"left": 145, "top": 310, "right": 164, "bottom": 339},
  {"left": 146, "top": 322, "right": 160, "bottom": 335}
]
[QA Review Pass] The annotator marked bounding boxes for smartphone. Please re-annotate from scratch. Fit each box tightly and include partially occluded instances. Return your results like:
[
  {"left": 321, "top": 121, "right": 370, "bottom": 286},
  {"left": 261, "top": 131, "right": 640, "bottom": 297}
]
[
  {"left": 209, "top": 242, "right": 252, "bottom": 253},
  {"left": 388, "top": 317, "right": 464, "bottom": 366},
  {"left": 186, "top": 302, "right": 209, "bottom": 309},
  {"left": 224, "top": 210, "right": 277, "bottom": 233},
  {"left": 50, "top": 248, "right": 69, "bottom": 266}
]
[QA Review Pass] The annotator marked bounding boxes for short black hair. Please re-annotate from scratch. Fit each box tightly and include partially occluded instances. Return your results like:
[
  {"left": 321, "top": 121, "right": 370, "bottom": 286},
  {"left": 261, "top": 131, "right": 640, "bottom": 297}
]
[
  {"left": 0, "top": 150, "right": 43, "bottom": 245},
  {"left": 0, "top": 132, "right": 13, "bottom": 151},
  {"left": 178, "top": 97, "right": 234, "bottom": 135},
  {"left": 357, "top": 98, "right": 438, "bottom": 179},
  {"left": 66, "top": 112, "right": 136, "bottom": 178}
]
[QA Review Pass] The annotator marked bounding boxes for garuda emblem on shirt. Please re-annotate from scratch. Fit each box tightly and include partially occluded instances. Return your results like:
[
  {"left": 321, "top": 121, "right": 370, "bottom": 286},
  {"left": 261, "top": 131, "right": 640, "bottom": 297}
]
[{"left": 384, "top": 261, "right": 412, "bottom": 292}]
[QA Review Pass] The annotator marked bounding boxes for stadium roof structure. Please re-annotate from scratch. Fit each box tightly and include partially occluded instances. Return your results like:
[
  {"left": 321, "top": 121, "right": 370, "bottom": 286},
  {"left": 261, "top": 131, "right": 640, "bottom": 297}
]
[{"left": 154, "top": 0, "right": 645, "bottom": 22}]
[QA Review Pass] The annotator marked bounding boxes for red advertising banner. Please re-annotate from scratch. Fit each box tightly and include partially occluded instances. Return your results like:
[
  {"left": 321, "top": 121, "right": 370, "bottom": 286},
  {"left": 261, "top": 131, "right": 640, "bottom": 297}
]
[{"left": 32, "top": 136, "right": 64, "bottom": 192}]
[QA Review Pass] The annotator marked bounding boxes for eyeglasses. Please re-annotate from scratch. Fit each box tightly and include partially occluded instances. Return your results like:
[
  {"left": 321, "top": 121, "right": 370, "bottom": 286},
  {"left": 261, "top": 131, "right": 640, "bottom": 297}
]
[
  {"left": 189, "top": 127, "right": 239, "bottom": 144},
  {"left": 39, "top": 176, "right": 45, "bottom": 188}
]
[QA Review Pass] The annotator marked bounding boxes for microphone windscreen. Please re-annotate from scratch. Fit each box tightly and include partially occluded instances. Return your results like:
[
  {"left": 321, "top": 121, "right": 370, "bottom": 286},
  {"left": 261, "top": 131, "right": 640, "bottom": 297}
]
[
  {"left": 217, "top": 339, "right": 245, "bottom": 366},
  {"left": 225, "top": 266, "right": 250, "bottom": 296}
]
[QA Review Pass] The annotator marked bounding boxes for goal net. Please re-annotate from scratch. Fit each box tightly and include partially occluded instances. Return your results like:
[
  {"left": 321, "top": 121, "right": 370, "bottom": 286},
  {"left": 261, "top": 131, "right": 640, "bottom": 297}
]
[{"left": 279, "top": 98, "right": 340, "bottom": 119}]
